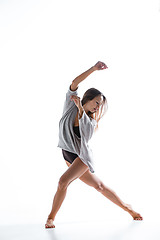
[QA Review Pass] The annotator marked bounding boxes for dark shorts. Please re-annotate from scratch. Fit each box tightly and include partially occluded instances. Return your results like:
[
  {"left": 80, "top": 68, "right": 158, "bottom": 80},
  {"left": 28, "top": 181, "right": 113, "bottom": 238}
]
[{"left": 62, "top": 149, "right": 79, "bottom": 164}]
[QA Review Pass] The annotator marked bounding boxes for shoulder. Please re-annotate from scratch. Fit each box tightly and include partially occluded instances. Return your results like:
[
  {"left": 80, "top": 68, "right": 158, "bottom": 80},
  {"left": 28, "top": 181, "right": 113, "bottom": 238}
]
[
  {"left": 89, "top": 115, "right": 97, "bottom": 127},
  {"left": 88, "top": 114, "right": 97, "bottom": 127}
]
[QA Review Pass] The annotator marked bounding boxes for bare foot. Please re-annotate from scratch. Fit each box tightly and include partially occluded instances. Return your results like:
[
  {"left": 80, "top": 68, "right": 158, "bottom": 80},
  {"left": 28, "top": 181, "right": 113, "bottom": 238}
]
[
  {"left": 125, "top": 204, "right": 143, "bottom": 221},
  {"left": 45, "top": 218, "right": 55, "bottom": 228}
]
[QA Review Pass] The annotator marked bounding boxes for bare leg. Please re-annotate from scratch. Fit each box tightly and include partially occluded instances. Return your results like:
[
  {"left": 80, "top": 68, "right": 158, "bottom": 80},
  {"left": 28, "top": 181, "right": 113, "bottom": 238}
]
[
  {"left": 45, "top": 157, "right": 89, "bottom": 228},
  {"left": 47, "top": 185, "right": 67, "bottom": 222},
  {"left": 78, "top": 169, "right": 143, "bottom": 220},
  {"left": 97, "top": 183, "right": 143, "bottom": 220}
]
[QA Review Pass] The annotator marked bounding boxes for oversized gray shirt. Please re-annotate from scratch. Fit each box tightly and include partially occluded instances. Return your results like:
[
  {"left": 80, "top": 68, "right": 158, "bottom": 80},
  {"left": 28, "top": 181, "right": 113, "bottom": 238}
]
[{"left": 57, "top": 85, "right": 97, "bottom": 173}]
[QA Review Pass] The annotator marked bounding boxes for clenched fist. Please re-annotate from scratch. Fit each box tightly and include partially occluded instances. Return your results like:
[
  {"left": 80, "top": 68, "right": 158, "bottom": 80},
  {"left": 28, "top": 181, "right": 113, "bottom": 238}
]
[{"left": 94, "top": 61, "right": 108, "bottom": 70}]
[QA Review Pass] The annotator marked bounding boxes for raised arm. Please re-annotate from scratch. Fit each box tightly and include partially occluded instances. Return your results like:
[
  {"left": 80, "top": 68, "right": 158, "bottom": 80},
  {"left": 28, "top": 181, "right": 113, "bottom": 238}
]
[{"left": 71, "top": 61, "right": 108, "bottom": 91}]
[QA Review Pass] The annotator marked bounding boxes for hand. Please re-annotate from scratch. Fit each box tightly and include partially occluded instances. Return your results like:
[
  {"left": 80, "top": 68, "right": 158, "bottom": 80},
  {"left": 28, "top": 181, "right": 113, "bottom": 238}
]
[
  {"left": 70, "top": 95, "right": 82, "bottom": 109},
  {"left": 94, "top": 61, "right": 108, "bottom": 70}
]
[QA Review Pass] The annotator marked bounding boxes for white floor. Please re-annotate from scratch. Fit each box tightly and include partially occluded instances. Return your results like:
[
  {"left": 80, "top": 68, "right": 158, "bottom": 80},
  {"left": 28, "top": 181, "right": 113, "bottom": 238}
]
[{"left": 0, "top": 219, "right": 159, "bottom": 240}]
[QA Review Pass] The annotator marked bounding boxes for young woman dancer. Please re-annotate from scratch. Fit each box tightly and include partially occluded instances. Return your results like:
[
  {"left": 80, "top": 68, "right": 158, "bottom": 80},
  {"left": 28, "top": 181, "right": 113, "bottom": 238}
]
[{"left": 45, "top": 61, "right": 143, "bottom": 228}]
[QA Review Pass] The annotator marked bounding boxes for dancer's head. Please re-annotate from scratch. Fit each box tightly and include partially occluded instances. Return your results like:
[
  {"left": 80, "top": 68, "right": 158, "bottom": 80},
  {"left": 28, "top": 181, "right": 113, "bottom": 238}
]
[{"left": 81, "top": 88, "right": 108, "bottom": 130}]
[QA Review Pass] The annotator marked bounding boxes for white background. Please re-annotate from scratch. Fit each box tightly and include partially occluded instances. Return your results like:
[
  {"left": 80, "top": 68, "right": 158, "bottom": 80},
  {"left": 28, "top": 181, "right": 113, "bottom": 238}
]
[{"left": 0, "top": 0, "right": 160, "bottom": 226}]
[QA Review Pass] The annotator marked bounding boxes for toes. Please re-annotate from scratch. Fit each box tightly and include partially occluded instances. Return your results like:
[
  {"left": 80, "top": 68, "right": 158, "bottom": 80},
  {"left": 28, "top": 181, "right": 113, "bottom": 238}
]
[
  {"left": 45, "top": 224, "right": 51, "bottom": 228},
  {"left": 134, "top": 217, "right": 143, "bottom": 221},
  {"left": 45, "top": 223, "right": 55, "bottom": 228}
]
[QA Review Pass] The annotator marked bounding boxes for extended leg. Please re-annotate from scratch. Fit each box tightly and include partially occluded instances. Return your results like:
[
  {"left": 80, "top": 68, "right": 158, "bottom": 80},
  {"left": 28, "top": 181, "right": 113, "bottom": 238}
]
[
  {"left": 79, "top": 170, "right": 143, "bottom": 220},
  {"left": 45, "top": 157, "right": 89, "bottom": 228}
]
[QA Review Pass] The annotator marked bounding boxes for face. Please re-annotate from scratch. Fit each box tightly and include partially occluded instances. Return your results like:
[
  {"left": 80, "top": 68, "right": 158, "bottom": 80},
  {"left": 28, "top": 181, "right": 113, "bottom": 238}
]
[{"left": 84, "top": 95, "right": 104, "bottom": 114}]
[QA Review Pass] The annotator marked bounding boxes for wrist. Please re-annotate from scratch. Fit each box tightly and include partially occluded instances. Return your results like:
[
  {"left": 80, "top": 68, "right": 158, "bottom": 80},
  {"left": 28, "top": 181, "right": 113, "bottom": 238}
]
[{"left": 92, "top": 66, "right": 97, "bottom": 71}]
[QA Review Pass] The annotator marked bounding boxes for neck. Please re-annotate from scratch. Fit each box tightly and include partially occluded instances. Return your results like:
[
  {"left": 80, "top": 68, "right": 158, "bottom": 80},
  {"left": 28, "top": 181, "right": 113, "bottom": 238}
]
[
  {"left": 83, "top": 105, "right": 89, "bottom": 114},
  {"left": 82, "top": 106, "right": 93, "bottom": 118}
]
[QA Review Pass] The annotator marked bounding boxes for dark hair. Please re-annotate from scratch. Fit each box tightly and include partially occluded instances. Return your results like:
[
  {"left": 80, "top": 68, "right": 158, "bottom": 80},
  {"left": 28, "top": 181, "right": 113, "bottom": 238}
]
[{"left": 81, "top": 88, "right": 108, "bottom": 131}]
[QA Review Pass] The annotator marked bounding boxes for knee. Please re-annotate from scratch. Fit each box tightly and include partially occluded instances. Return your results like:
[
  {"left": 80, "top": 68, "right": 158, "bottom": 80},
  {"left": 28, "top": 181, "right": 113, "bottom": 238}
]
[
  {"left": 94, "top": 182, "right": 104, "bottom": 192},
  {"left": 58, "top": 176, "right": 68, "bottom": 191}
]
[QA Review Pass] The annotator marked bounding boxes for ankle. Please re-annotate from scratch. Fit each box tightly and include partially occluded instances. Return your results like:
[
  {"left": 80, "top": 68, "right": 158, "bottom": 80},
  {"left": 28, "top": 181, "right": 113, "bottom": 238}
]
[{"left": 48, "top": 215, "right": 55, "bottom": 221}]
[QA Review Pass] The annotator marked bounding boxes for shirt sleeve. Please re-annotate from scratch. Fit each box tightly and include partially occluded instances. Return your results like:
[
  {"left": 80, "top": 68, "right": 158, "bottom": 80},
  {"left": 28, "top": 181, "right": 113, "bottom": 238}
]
[
  {"left": 78, "top": 108, "right": 97, "bottom": 142},
  {"left": 62, "top": 85, "right": 78, "bottom": 115}
]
